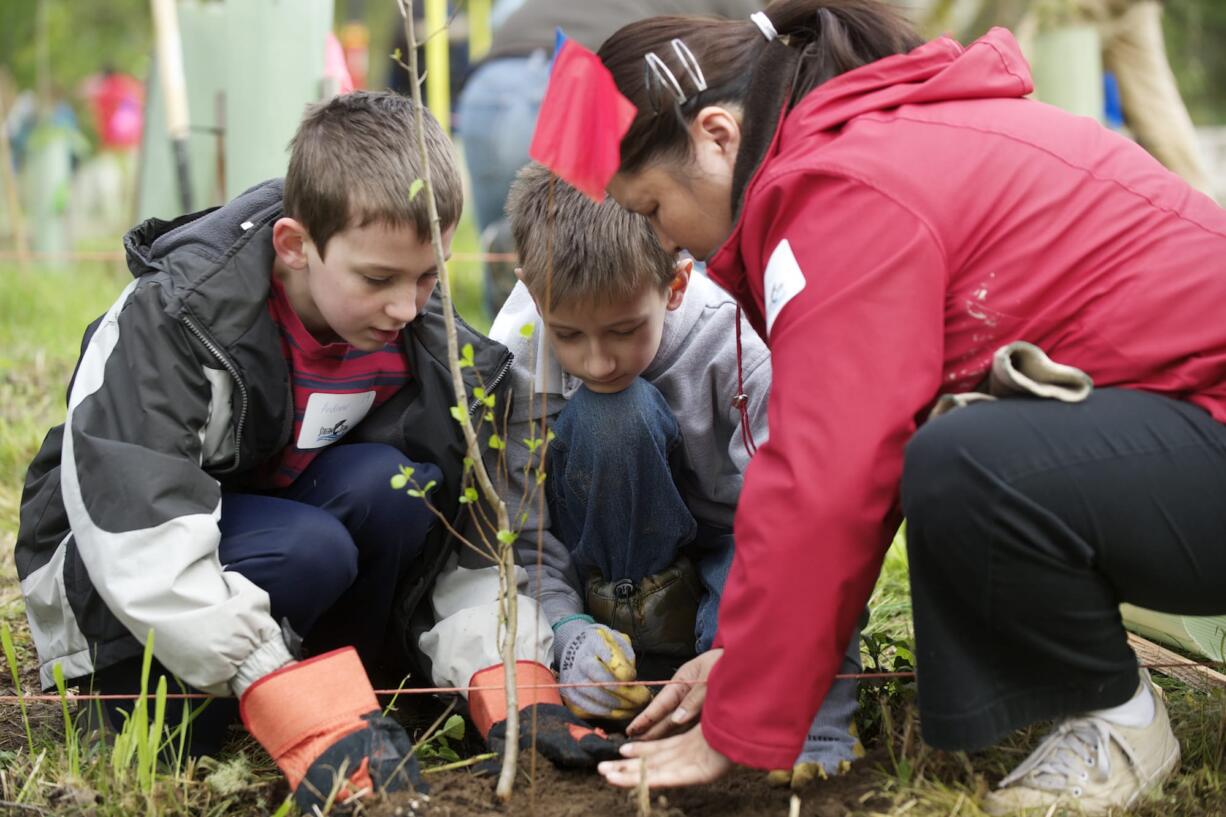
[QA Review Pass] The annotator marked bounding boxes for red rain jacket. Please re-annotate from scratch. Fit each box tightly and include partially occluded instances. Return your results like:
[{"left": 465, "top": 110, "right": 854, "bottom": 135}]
[{"left": 703, "top": 28, "right": 1226, "bottom": 769}]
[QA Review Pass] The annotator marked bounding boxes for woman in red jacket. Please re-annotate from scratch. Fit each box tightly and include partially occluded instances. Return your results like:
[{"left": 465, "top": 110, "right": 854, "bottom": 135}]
[{"left": 590, "top": 1, "right": 1226, "bottom": 814}]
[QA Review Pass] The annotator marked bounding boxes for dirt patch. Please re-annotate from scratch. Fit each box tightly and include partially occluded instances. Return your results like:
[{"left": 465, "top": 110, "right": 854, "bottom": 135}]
[{"left": 368, "top": 749, "right": 893, "bottom": 817}]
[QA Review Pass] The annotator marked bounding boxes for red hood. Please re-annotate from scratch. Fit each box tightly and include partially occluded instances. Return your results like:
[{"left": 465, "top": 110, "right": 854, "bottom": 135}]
[{"left": 708, "top": 28, "right": 1033, "bottom": 314}]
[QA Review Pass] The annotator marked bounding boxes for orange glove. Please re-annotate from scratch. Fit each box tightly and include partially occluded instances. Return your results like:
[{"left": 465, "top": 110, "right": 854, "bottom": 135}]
[
  {"left": 469, "top": 661, "right": 625, "bottom": 769},
  {"left": 239, "top": 647, "right": 425, "bottom": 810}
]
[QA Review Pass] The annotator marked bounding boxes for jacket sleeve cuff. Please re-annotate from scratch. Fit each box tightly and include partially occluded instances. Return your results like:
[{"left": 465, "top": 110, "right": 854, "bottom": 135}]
[
  {"left": 703, "top": 708, "right": 803, "bottom": 771},
  {"left": 230, "top": 634, "right": 296, "bottom": 697}
]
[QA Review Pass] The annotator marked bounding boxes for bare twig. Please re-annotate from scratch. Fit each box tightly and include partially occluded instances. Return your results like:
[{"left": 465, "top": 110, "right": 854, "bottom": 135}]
[
  {"left": 0, "top": 801, "right": 52, "bottom": 816},
  {"left": 395, "top": 0, "right": 520, "bottom": 802},
  {"left": 637, "top": 758, "right": 652, "bottom": 817}
]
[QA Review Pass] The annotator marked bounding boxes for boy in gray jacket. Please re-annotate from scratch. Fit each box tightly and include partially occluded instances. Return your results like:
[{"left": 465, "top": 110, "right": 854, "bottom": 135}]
[{"left": 488, "top": 164, "right": 864, "bottom": 784}]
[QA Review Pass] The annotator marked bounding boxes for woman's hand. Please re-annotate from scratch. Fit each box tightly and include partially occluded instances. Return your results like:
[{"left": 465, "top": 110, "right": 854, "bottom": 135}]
[
  {"left": 626, "top": 648, "right": 723, "bottom": 740},
  {"left": 598, "top": 723, "right": 733, "bottom": 788}
]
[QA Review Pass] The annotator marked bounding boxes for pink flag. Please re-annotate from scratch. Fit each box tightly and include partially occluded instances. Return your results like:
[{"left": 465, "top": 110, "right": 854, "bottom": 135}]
[{"left": 529, "top": 34, "right": 637, "bottom": 201}]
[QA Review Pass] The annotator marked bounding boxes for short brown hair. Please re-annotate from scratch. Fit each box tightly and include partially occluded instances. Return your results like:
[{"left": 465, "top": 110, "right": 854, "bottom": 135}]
[
  {"left": 284, "top": 91, "right": 462, "bottom": 258},
  {"left": 506, "top": 163, "right": 675, "bottom": 310}
]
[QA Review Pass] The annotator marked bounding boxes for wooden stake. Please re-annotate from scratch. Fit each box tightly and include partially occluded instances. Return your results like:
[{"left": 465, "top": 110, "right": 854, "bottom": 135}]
[{"left": 1128, "top": 633, "right": 1226, "bottom": 692}]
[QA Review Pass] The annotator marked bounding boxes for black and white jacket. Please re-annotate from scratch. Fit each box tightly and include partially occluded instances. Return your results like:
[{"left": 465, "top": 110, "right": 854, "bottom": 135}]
[{"left": 15, "top": 180, "right": 516, "bottom": 695}]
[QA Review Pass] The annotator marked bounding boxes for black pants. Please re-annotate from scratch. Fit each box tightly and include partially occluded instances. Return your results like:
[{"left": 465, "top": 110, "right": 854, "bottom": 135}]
[{"left": 901, "top": 388, "right": 1226, "bottom": 751}]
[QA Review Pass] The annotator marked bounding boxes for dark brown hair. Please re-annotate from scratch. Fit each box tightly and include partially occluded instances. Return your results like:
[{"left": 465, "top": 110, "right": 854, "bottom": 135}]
[
  {"left": 283, "top": 90, "right": 462, "bottom": 259},
  {"left": 507, "top": 163, "right": 675, "bottom": 310},
  {"left": 598, "top": 0, "right": 922, "bottom": 174}
]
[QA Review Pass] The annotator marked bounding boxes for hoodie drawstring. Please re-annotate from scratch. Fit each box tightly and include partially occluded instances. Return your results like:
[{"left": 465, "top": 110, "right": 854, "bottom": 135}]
[{"left": 733, "top": 304, "right": 759, "bottom": 457}]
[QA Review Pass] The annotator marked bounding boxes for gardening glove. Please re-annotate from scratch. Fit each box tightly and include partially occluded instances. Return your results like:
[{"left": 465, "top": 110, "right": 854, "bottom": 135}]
[
  {"left": 239, "top": 647, "right": 426, "bottom": 811},
  {"left": 469, "top": 661, "right": 626, "bottom": 769},
  {"left": 928, "top": 341, "right": 1093, "bottom": 420},
  {"left": 767, "top": 635, "right": 864, "bottom": 790},
  {"left": 554, "top": 615, "right": 652, "bottom": 720}
]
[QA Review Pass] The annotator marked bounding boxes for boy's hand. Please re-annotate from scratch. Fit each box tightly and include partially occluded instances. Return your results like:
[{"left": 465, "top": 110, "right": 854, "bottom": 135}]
[
  {"left": 555, "top": 619, "right": 652, "bottom": 720},
  {"left": 626, "top": 648, "right": 722, "bottom": 740},
  {"left": 239, "top": 648, "right": 426, "bottom": 811}
]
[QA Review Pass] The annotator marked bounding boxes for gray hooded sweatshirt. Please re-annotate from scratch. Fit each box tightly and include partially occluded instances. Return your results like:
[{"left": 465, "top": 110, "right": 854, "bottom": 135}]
[{"left": 486, "top": 272, "right": 771, "bottom": 624}]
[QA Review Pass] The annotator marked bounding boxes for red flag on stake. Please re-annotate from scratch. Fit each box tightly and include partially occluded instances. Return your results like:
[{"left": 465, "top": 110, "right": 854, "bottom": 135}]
[{"left": 529, "top": 32, "right": 637, "bottom": 201}]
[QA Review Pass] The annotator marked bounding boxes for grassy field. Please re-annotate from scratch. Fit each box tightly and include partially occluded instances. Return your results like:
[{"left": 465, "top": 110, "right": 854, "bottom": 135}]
[{"left": 0, "top": 237, "right": 1223, "bottom": 815}]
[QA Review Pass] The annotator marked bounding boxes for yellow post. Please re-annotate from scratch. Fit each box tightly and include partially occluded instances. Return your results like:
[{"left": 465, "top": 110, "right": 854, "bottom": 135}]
[
  {"left": 425, "top": 0, "right": 450, "bottom": 133},
  {"left": 469, "top": 0, "right": 492, "bottom": 61}
]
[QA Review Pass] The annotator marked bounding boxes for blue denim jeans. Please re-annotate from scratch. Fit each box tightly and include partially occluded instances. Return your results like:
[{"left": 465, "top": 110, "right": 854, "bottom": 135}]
[
  {"left": 456, "top": 52, "right": 550, "bottom": 233},
  {"left": 456, "top": 52, "right": 551, "bottom": 315},
  {"left": 546, "top": 379, "right": 738, "bottom": 653}
]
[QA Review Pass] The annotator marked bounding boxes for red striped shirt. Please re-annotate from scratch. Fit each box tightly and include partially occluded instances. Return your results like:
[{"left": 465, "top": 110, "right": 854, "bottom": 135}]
[{"left": 257, "top": 276, "right": 411, "bottom": 488}]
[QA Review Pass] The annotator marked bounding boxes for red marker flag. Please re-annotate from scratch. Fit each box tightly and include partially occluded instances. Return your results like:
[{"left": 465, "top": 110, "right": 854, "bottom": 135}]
[{"left": 529, "top": 33, "right": 638, "bottom": 201}]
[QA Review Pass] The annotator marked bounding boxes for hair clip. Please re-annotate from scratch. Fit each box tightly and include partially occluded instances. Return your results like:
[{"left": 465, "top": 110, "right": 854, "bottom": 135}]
[
  {"left": 750, "top": 11, "right": 778, "bottom": 42},
  {"left": 644, "top": 51, "right": 686, "bottom": 107},
  {"left": 670, "top": 38, "right": 707, "bottom": 94}
]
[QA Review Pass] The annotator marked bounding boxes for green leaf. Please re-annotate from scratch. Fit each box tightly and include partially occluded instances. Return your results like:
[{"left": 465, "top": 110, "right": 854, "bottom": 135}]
[
  {"left": 463, "top": 456, "right": 474, "bottom": 472},
  {"left": 464, "top": 487, "right": 479, "bottom": 503},
  {"left": 488, "top": 433, "right": 504, "bottom": 450},
  {"left": 459, "top": 343, "right": 475, "bottom": 369},
  {"left": 408, "top": 178, "right": 424, "bottom": 202},
  {"left": 473, "top": 386, "right": 486, "bottom": 401},
  {"left": 546, "top": 429, "right": 556, "bottom": 442},
  {"left": 519, "top": 511, "right": 529, "bottom": 526},
  {"left": 407, "top": 489, "right": 422, "bottom": 498},
  {"left": 536, "top": 469, "right": 547, "bottom": 485},
  {"left": 399, "top": 464, "right": 416, "bottom": 478},
  {"left": 441, "top": 714, "right": 466, "bottom": 741},
  {"left": 524, "top": 437, "right": 541, "bottom": 453},
  {"left": 391, "top": 48, "right": 402, "bottom": 61},
  {"left": 496, "top": 529, "right": 518, "bottom": 545},
  {"left": 484, "top": 411, "right": 494, "bottom": 422},
  {"left": 390, "top": 474, "right": 408, "bottom": 490},
  {"left": 450, "top": 405, "right": 464, "bottom": 422},
  {"left": 519, "top": 322, "right": 535, "bottom": 339}
]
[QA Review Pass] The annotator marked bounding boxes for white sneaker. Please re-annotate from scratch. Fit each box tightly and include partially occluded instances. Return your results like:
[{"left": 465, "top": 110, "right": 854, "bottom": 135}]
[{"left": 982, "top": 672, "right": 1180, "bottom": 816}]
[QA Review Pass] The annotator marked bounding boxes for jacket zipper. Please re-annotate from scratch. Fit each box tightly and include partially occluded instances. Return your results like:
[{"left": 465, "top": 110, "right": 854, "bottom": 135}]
[
  {"left": 182, "top": 316, "right": 249, "bottom": 472},
  {"left": 469, "top": 353, "right": 514, "bottom": 417}
]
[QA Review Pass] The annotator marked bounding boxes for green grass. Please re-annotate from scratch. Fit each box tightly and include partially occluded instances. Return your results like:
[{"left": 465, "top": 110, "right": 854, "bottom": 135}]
[{"left": 0, "top": 232, "right": 1223, "bottom": 816}]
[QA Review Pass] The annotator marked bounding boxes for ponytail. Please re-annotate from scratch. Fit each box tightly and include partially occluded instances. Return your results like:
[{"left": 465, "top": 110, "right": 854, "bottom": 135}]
[{"left": 598, "top": 0, "right": 921, "bottom": 174}]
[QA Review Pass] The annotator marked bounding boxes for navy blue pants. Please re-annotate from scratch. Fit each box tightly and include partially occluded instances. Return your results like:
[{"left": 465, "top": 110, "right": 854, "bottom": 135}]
[{"left": 88, "top": 443, "right": 440, "bottom": 756}]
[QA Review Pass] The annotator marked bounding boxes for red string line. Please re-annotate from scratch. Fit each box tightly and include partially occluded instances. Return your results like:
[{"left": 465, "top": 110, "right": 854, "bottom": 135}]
[
  {"left": 0, "top": 250, "right": 519, "bottom": 264},
  {"left": 0, "top": 662, "right": 1217, "bottom": 704}
]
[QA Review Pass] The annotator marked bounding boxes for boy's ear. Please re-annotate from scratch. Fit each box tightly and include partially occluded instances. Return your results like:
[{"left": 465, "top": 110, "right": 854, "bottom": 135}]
[
  {"left": 272, "top": 217, "right": 311, "bottom": 270},
  {"left": 666, "top": 258, "right": 693, "bottom": 311}
]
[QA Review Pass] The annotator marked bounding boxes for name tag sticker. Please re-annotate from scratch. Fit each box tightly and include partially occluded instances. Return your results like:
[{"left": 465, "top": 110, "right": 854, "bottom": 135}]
[
  {"left": 763, "top": 239, "right": 806, "bottom": 337},
  {"left": 297, "top": 391, "right": 376, "bottom": 450}
]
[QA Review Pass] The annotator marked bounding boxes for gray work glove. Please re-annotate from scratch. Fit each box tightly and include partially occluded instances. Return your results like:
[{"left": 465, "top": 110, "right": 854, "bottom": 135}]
[{"left": 553, "top": 615, "right": 652, "bottom": 720}]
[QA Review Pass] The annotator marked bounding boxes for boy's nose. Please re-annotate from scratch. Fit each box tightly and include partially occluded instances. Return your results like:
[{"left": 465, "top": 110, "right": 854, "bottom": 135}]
[
  {"left": 385, "top": 296, "right": 417, "bottom": 324},
  {"left": 586, "top": 350, "right": 616, "bottom": 379}
]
